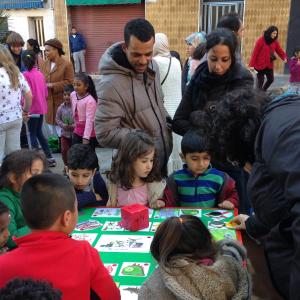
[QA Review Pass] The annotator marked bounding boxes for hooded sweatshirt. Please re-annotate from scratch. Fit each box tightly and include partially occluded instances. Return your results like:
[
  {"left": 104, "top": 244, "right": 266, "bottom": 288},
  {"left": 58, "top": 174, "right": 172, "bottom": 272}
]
[{"left": 95, "top": 43, "right": 172, "bottom": 170}]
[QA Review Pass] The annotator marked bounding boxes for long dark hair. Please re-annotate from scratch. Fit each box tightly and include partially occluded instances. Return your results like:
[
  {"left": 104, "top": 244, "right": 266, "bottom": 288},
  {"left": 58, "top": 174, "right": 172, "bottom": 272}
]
[
  {"left": 264, "top": 26, "right": 278, "bottom": 45},
  {"left": 108, "top": 131, "right": 162, "bottom": 189},
  {"left": 74, "top": 73, "right": 98, "bottom": 102},
  {"left": 27, "top": 39, "right": 41, "bottom": 54},
  {"left": 22, "top": 50, "right": 36, "bottom": 71},
  {"left": 0, "top": 150, "right": 46, "bottom": 189},
  {"left": 206, "top": 28, "right": 237, "bottom": 67},
  {"left": 151, "top": 215, "right": 216, "bottom": 269}
]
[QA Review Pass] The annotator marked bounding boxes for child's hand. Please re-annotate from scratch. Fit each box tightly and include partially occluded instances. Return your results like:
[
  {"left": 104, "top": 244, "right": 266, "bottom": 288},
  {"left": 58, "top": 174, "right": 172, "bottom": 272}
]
[
  {"left": 82, "top": 138, "right": 90, "bottom": 145},
  {"left": 95, "top": 193, "right": 102, "bottom": 201},
  {"left": 218, "top": 200, "right": 234, "bottom": 210},
  {"left": 156, "top": 200, "right": 166, "bottom": 209}
]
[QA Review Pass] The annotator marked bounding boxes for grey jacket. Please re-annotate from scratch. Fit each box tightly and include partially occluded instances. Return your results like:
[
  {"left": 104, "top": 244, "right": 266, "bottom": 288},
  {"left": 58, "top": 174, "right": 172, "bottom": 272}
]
[
  {"left": 95, "top": 43, "right": 172, "bottom": 170},
  {"left": 138, "top": 240, "right": 251, "bottom": 300}
]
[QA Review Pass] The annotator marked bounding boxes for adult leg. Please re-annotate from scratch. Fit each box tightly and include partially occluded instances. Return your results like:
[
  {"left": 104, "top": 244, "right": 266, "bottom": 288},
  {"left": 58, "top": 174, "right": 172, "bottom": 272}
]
[
  {"left": 79, "top": 50, "right": 86, "bottom": 73},
  {"left": 263, "top": 68, "right": 274, "bottom": 91},
  {"left": 4, "top": 119, "right": 22, "bottom": 155},
  {"left": 28, "top": 116, "right": 40, "bottom": 150},
  {"left": 256, "top": 69, "right": 266, "bottom": 90},
  {"left": 73, "top": 51, "right": 80, "bottom": 73},
  {"left": 36, "top": 115, "right": 53, "bottom": 158}
]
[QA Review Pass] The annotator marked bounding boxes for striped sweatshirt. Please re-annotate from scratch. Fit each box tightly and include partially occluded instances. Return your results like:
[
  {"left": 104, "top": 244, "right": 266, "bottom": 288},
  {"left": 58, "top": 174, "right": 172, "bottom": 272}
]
[{"left": 169, "top": 165, "right": 225, "bottom": 207}]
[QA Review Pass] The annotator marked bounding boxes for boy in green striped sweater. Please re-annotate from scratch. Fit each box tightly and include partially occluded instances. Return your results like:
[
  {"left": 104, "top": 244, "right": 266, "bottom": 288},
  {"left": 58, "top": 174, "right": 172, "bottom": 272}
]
[{"left": 167, "top": 130, "right": 238, "bottom": 208}]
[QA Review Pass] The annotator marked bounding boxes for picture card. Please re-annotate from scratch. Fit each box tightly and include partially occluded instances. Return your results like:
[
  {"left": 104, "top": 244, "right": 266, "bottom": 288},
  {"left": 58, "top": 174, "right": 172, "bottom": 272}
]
[
  {"left": 71, "top": 233, "right": 98, "bottom": 245},
  {"left": 208, "top": 220, "right": 226, "bottom": 230},
  {"left": 119, "top": 262, "right": 150, "bottom": 277},
  {"left": 104, "top": 263, "right": 118, "bottom": 276},
  {"left": 210, "top": 229, "right": 236, "bottom": 241},
  {"left": 75, "top": 220, "right": 102, "bottom": 231},
  {"left": 102, "top": 221, "right": 124, "bottom": 232},
  {"left": 150, "top": 222, "right": 161, "bottom": 232},
  {"left": 92, "top": 208, "right": 121, "bottom": 218},
  {"left": 119, "top": 286, "right": 140, "bottom": 300},
  {"left": 94, "top": 234, "right": 153, "bottom": 253},
  {"left": 204, "top": 210, "right": 233, "bottom": 220}
]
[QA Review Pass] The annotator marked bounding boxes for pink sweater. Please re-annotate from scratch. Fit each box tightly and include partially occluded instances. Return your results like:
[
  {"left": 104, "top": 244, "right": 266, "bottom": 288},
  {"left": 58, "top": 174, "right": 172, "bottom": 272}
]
[
  {"left": 23, "top": 67, "right": 48, "bottom": 114},
  {"left": 71, "top": 91, "right": 96, "bottom": 140}
]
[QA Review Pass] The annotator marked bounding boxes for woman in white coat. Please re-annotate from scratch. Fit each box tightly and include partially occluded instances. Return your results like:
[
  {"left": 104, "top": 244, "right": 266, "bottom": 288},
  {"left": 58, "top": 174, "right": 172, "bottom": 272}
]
[{"left": 153, "top": 33, "right": 182, "bottom": 174}]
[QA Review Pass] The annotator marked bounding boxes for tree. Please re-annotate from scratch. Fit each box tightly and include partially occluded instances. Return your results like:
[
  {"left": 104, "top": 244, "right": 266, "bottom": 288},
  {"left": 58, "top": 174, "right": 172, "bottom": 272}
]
[{"left": 0, "top": 10, "right": 9, "bottom": 44}]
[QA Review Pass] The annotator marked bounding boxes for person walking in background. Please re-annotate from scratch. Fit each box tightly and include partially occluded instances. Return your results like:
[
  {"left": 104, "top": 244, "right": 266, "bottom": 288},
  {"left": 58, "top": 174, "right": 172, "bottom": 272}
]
[
  {"left": 56, "top": 84, "right": 75, "bottom": 169},
  {"left": 41, "top": 39, "right": 74, "bottom": 137},
  {"left": 288, "top": 46, "right": 300, "bottom": 94},
  {"left": 153, "top": 33, "right": 182, "bottom": 174},
  {"left": 182, "top": 31, "right": 206, "bottom": 95},
  {"left": 249, "top": 25, "right": 287, "bottom": 91},
  {"left": 69, "top": 27, "right": 86, "bottom": 73},
  {"left": 26, "top": 39, "right": 44, "bottom": 70},
  {"left": 22, "top": 50, "right": 56, "bottom": 167},
  {"left": 0, "top": 45, "right": 32, "bottom": 162}
]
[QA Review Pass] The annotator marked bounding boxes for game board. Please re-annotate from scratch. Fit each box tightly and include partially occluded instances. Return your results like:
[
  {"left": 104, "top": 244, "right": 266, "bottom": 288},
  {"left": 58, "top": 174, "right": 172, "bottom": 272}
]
[{"left": 72, "top": 207, "right": 241, "bottom": 298}]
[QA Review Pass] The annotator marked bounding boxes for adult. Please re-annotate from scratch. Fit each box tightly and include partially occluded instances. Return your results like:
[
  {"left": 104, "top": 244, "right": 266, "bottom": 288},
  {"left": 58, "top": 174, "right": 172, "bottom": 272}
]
[
  {"left": 201, "top": 88, "right": 300, "bottom": 300},
  {"left": 173, "top": 28, "right": 253, "bottom": 214},
  {"left": 5, "top": 32, "right": 26, "bottom": 72},
  {"left": 249, "top": 26, "right": 287, "bottom": 91},
  {"left": 182, "top": 32, "right": 206, "bottom": 95},
  {"left": 40, "top": 38, "right": 74, "bottom": 135},
  {"left": 0, "top": 45, "right": 32, "bottom": 161},
  {"left": 27, "top": 38, "right": 44, "bottom": 70},
  {"left": 217, "top": 12, "right": 245, "bottom": 65},
  {"left": 153, "top": 33, "right": 182, "bottom": 174},
  {"left": 95, "top": 19, "right": 172, "bottom": 174},
  {"left": 69, "top": 27, "right": 86, "bottom": 73}
]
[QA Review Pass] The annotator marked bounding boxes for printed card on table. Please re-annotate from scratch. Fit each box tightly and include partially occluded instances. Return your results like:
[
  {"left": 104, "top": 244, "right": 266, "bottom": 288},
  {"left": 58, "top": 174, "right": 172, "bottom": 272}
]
[
  {"left": 75, "top": 220, "right": 102, "bottom": 231},
  {"left": 104, "top": 263, "right": 118, "bottom": 276},
  {"left": 150, "top": 222, "right": 161, "bottom": 232},
  {"left": 92, "top": 208, "right": 121, "bottom": 218},
  {"left": 119, "top": 262, "right": 150, "bottom": 277},
  {"left": 94, "top": 234, "right": 153, "bottom": 253},
  {"left": 204, "top": 210, "right": 233, "bottom": 220},
  {"left": 153, "top": 208, "right": 202, "bottom": 219},
  {"left": 119, "top": 286, "right": 140, "bottom": 300},
  {"left": 71, "top": 233, "right": 98, "bottom": 245},
  {"left": 102, "top": 221, "right": 124, "bottom": 232}
]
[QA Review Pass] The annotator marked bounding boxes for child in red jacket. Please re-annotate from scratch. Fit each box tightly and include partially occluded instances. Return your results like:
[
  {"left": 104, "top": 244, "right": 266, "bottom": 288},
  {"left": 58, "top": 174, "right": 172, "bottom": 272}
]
[
  {"left": 0, "top": 173, "right": 120, "bottom": 300},
  {"left": 249, "top": 25, "right": 287, "bottom": 91}
]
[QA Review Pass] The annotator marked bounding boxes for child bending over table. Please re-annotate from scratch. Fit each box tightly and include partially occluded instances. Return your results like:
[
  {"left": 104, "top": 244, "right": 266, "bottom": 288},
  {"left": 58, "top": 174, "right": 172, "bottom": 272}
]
[
  {"left": 107, "top": 131, "right": 174, "bottom": 208},
  {"left": 66, "top": 144, "right": 108, "bottom": 209},
  {"left": 0, "top": 173, "right": 120, "bottom": 300},
  {"left": 138, "top": 215, "right": 251, "bottom": 299},
  {"left": 168, "top": 130, "right": 239, "bottom": 208}
]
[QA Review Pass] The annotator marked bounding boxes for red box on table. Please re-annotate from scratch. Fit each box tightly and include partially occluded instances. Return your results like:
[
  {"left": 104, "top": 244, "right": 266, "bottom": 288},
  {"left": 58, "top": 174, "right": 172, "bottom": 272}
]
[{"left": 121, "top": 204, "right": 149, "bottom": 231}]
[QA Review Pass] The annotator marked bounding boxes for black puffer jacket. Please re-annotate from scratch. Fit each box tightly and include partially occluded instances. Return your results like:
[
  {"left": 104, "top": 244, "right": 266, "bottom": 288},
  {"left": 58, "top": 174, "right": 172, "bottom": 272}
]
[{"left": 173, "top": 61, "right": 253, "bottom": 136}]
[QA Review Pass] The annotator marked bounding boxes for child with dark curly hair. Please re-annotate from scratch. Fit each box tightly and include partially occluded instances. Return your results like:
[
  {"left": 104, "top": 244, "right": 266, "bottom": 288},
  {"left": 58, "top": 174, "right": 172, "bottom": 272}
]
[
  {"left": 66, "top": 144, "right": 108, "bottom": 209},
  {"left": 107, "top": 131, "right": 174, "bottom": 208}
]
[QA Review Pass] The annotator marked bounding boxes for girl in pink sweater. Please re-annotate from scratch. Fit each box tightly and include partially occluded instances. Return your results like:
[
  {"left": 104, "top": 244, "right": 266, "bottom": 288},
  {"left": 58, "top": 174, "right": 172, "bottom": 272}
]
[{"left": 71, "top": 73, "right": 97, "bottom": 150}]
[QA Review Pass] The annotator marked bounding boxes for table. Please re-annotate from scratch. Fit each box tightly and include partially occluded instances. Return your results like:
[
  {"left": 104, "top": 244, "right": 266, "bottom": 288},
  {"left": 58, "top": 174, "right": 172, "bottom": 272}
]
[{"left": 72, "top": 207, "right": 241, "bottom": 299}]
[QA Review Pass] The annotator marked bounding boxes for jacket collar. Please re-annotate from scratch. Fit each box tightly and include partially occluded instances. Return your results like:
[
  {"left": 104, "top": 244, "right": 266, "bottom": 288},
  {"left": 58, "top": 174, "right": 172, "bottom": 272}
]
[{"left": 182, "top": 163, "right": 212, "bottom": 178}]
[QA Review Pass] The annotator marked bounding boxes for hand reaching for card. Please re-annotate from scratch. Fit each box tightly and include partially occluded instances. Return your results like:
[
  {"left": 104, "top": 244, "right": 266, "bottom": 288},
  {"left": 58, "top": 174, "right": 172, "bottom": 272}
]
[
  {"left": 218, "top": 200, "right": 234, "bottom": 210},
  {"left": 229, "top": 214, "right": 249, "bottom": 230}
]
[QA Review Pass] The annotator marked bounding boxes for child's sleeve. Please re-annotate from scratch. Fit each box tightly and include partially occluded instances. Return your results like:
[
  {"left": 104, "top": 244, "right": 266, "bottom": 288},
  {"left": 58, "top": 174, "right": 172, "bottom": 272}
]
[
  {"left": 55, "top": 105, "right": 65, "bottom": 128},
  {"left": 217, "top": 173, "right": 239, "bottom": 208},
  {"left": 89, "top": 247, "right": 121, "bottom": 300},
  {"left": 93, "top": 172, "right": 108, "bottom": 204},
  {"left": 166, "top": 174, "right": 179, "bottom": 205},
  {"left": 83, "top": 97, "right": 97, "bottom": 140}
]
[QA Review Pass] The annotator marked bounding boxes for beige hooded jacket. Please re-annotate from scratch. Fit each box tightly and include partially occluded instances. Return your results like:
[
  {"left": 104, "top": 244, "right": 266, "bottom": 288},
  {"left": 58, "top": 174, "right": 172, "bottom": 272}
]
[{"left": 95, "top": 43, "right": 172, "bottom": 171}]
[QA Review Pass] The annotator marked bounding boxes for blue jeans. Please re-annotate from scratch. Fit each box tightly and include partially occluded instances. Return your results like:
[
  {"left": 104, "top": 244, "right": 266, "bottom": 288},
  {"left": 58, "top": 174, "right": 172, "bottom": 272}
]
[{"left": 28, "top": 115, "right": 52, "bottom": 158}]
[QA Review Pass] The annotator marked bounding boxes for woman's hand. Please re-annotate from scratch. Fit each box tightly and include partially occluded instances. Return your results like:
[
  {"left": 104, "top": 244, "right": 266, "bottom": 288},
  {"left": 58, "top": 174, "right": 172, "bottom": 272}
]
[
  {"left": 47, "top": 83, "right": 53, "bottom": 89},
  {"left": 230, "top": 214, "right": 250, "bottom": 230},
  {"left": 82, "top": 138, "right": 90, "bottom": 145}
]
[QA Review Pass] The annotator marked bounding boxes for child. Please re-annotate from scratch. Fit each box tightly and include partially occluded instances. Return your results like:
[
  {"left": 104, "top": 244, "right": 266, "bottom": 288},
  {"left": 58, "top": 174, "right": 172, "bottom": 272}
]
[
  {"left": 71, "top": 73, "right": 97, "bottom": 149},
  {"left": 288, "top": 46, "right": 300, "bottom": 94},
  {"left": 0, "top": 149, "right": 45, "bottom": 248},
  {"left": 168, "top": 130, "right": 238, "bottom": 208},
  {"left": 66, "top": 144, "right": 108, "bottom": 209},
  {"left": 138, "top": 215, "right": 251, "bottom": 299},
  {"left": 0, "top": 202, "right": 10, "bottom": 255},
  {"left": 107, "top": 131, "right": 174, "bottom": 208},
  {"left": 56, "top": 84, "right": 75, "bottom": 168},
  {"left": 22, "top": 50, "right": 56, "bottom": 168},
  {"left": 0, "top": 173, "right": 120, "bottom": 300}
]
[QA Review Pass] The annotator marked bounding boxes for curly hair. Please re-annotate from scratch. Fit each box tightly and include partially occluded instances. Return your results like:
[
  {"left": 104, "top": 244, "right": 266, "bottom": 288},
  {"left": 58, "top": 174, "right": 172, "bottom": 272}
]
[
  {"left": 108, "top": 131, "right": 162, "bottom": 189},
  {"left": 191, "top": 89, "right": 271, "bottom": 166},
  {"left": 0, "top": 278, "right": 62, "bottom": 300}
]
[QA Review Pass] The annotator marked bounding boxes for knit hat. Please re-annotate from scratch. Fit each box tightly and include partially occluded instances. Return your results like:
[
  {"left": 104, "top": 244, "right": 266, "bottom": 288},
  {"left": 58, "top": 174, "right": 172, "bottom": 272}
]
[{"left": 44, "top": 38, "right": 65, "bottom": 55}]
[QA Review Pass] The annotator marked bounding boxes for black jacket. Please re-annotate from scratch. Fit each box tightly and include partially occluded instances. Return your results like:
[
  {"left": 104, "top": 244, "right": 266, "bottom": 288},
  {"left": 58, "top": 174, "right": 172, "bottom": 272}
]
[{"left": 173, "top": 62, "right": 253, "bottom": 136}]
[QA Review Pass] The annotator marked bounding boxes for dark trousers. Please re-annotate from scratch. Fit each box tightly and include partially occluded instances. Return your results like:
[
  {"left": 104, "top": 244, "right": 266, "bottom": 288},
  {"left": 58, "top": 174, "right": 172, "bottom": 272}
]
[
  {"left": 61, "top": 136, "right": 72, "bottom": 165},
  {"left": 28, "top": 115, "right": 52, "bottom": 158},
  {"left": 256, "top": 68, "right": 274, "bottom": 91},
  {"left": 72, "top": 133, "right": 97, "bottom": 151}
]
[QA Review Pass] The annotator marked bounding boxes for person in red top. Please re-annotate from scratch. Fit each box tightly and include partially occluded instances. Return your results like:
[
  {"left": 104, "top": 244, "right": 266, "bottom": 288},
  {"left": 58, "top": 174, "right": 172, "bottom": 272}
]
[
  {"left": 0, "top": 173, "right": 120, "bottom": 300},
  {"left": 249, "top": 25, "right": 287, "bottom": 91}
]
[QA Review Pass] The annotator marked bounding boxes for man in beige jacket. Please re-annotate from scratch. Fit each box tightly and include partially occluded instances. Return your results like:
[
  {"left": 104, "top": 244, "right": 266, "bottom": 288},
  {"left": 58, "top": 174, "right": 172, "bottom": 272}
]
[{"left": 95, "top": 19, "right": 172, "bottom": 175}]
